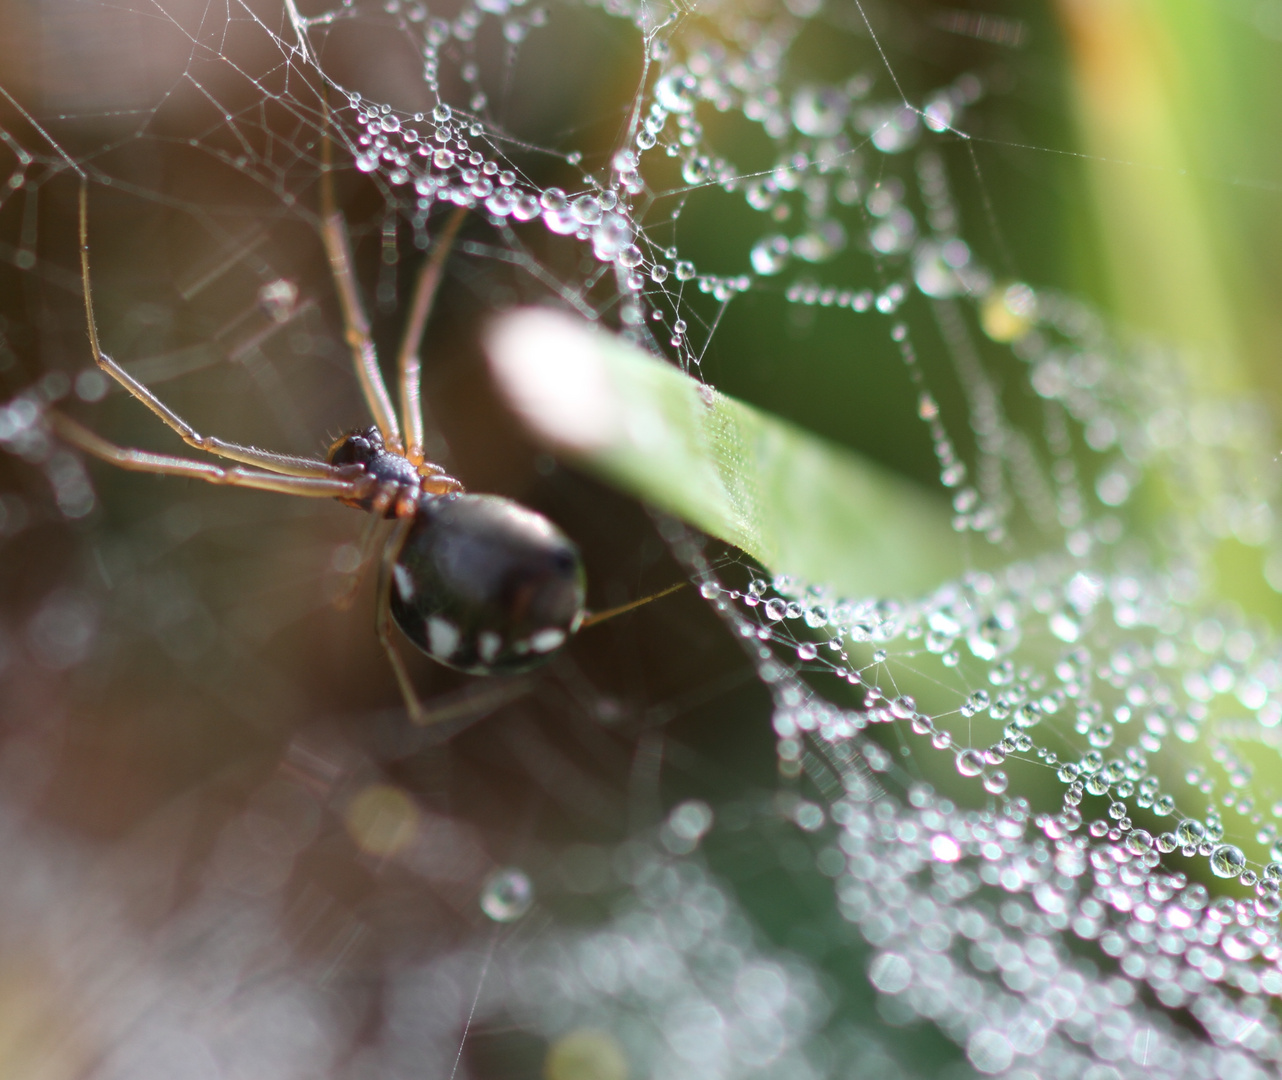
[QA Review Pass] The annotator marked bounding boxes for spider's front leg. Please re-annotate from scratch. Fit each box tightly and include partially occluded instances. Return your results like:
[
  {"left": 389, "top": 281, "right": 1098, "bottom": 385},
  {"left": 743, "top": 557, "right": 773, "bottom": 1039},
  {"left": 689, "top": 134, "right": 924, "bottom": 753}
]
[{"left": 49, "top": 412, "right": 369, "bottom": 500}]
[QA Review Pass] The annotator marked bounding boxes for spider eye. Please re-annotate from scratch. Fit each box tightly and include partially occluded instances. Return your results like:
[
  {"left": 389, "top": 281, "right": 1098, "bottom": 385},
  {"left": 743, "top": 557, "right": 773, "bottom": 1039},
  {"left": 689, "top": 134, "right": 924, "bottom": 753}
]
[{"left": 326, "top": 428, "right": 379, "bottom": 467}]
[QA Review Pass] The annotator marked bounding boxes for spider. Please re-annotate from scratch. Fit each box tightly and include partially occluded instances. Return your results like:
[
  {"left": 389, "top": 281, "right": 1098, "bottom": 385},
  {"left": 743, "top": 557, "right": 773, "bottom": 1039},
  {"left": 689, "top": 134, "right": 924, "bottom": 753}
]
[{"left": 48, "top": 181, "right": 667, "bottom": 725}]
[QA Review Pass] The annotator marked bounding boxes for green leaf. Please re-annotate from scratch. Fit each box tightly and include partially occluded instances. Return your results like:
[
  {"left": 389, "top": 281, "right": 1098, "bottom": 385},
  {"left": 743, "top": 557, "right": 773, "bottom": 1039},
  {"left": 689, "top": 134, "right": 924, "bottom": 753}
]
[{"left": 487, "top": 310, "right": 962, "bottom": 598}]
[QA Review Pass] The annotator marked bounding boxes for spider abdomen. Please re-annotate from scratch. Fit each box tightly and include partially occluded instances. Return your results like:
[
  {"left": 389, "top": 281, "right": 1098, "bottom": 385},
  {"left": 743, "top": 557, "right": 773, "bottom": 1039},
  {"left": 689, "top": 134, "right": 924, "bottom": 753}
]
[{"left": 390, "top": 494, "right": 586, "bottom": 674}]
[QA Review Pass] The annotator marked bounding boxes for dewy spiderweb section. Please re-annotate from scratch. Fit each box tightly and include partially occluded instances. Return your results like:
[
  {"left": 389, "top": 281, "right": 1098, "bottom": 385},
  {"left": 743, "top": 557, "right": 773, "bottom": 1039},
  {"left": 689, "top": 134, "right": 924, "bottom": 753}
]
[{"left": 2, "top": 0, "right": 1282, "bottom": 1077}]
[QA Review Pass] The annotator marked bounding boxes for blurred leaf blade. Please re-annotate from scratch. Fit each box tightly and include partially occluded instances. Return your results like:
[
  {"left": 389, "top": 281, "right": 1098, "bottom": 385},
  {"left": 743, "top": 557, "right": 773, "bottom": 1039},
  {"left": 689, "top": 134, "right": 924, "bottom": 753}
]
[{"left": 487, "top": 309, "right": 962, "bottom": 598}]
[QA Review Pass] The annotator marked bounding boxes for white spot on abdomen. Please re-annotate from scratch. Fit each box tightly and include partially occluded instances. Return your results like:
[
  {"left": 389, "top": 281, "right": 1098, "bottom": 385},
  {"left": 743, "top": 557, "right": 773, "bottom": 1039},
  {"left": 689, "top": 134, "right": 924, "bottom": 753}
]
[
  {"left": 530, "top": 627, "right": 566, "bottom": 654},
  {"left": 428, "top": 617, "right": 460, "bottom": 659},
  {"left": 393, "top": 565, "right": 416, "bottom": 602},
  {"left": 478, "top": 631, "right": 502, "bottom": 664}
]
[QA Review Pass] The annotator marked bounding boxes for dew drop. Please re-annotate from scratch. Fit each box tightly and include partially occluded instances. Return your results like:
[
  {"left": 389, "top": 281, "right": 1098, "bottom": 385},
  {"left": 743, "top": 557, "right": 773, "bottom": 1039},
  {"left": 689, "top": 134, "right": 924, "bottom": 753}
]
[
  {"left": 890, "top": 695, "right": 916, "bottom": 719},
  {"left": 571, "top": 195, "right": 603, "bottom": 225},
  {"left": 982, "top": 770, "right": 1008, "bottom": 794},
  {"left": 1209, "top": 844, "right": 1246, "bottom": 879},
  {"left": 750, "top": 235, "right": 790, "bottom": 275},
  {"left": 480, "top": 867, "right": 534, "bottom": 921},
  {"left": 1176, "top": 819, "right": 1206, "bottom": 847},
  {"left": 1124, "top": 829, "right": 1153, "bottom": 855},
  {"left": 1256, "top": 892, "right": 1282, "bottom": 919},
  {"left": 592, "top": 213, "right": 633, "bottom": 261},
  {"left": 791, "top": 85, "right": 849, "bottom": 137}
]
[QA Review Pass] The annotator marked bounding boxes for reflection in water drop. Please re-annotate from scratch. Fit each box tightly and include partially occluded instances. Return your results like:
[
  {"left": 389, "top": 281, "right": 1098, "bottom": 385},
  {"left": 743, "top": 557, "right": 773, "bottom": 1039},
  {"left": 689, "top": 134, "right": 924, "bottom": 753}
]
[{"left": 1210, "top": 844, "right": 1246, "bottom": 879}]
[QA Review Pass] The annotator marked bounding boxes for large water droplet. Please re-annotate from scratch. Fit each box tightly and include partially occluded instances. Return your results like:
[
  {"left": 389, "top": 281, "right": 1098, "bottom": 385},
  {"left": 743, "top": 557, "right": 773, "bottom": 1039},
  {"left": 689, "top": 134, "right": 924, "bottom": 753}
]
[
  {"left": 982, "top": 770, "right": 1008, "bottom": 794},
  {"left": 654, "top": 70, "right": 696, "bottom": 113},
  {"left": 571, "top": 195, "right": 603, "bottom": 225},
  {"left": 912, "top": 239, "right": 970, "bottom": 298},
  {"left": 1209, "top": 844, "right": 1246, "bottom": 879},
  {"left": 592, "top": 213, "right": 633, "bottom": 261},
  {"left": 791, "top": 85, "right": 849, "bottom": 137},
  {"left": 1175, "top": 819, "right": 1206, "bottom": 847},
  {"left": 750, "top": 235, "right": 790, "bottom": 275},
  {"left": 1124, "top": 829, "right": 1153, "bottom": 855},
  {"left": 861, "top": 104, "right": 920, "bottom": 153}
]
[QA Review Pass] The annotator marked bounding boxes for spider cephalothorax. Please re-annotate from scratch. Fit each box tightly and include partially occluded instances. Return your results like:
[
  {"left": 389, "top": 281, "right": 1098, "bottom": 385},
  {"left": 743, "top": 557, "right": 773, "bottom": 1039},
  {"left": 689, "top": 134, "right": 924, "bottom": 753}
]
[{"left": 325, "top": 425, "right": 460, "bottom": 516}]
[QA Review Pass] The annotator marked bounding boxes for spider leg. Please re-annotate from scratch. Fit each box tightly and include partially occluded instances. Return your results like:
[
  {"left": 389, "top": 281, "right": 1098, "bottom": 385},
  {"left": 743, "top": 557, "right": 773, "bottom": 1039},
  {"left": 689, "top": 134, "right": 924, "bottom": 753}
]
[
  {"left": 395, "top": 206, "right": 467, "bottom": 465},
  {"left": 319, "top": 151, "right": 403, "bottom": 452},
  {"left": 50, "top": 411, "right": 368, "bottom": 499},
  {"left": 375, "top": 517, "right": 432, "bottom": 724},
  {"left": 578, "top": 582, "right": 686, "bottom": 629},
  {"left": 77, "top": 184, "right": 337, "bottom": 480}
]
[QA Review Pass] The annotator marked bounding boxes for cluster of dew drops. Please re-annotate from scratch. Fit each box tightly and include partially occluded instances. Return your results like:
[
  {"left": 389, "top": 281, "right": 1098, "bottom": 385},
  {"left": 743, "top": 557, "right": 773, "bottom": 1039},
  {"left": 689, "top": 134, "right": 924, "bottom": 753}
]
[
  {"left": 322, "top": 0, "right": 1282, "bottom": 1059},
  {"left": 691, "top": 533, "right": 1282, "bottom": 1073},
  {"left": 330, "top": 0, "right": 1005, "bottom": 366}
]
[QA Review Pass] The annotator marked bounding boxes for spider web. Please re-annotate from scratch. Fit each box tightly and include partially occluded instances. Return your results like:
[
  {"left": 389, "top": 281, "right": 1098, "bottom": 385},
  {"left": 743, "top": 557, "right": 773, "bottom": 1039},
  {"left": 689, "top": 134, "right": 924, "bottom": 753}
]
[{"left": 2, "top": 0, "right": 1282, "bottom": 1078}]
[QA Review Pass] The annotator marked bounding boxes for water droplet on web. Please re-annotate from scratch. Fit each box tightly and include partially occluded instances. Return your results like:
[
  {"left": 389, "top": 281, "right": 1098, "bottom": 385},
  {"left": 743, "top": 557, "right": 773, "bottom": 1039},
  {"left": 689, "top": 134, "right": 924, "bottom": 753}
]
[
  {"left": 750, "top": 235, "right": 789, "bottom": 275},
  {"left": 981, "top": 770, "right": 1007, "bottom": 794},
  {"left": 1177, "top": 819, "right": 1206, "bottom": 847},
  {"left": 592, "top": 213, "right": 633, "bottom": 261},
  {"left": 571, "top": 195, "right": 602, "bottom": 225},
  {"left": 1210, "top": 844, "right": 1245, "bottom": 879},
  {"left": 791, "top": 86, "right": 849, "bottom": 137},
  {"left": 654, "top": 70, "right": 695, "bottom": 113},
  {"left": 1125, "top": 829, "right": 1154, "bottom": 854},
  {"left": 512, "top": 193, "right": 540, "bottom": 221},
  {"left": 481, "top": 868, "right": 534, "bottom": 921},
  {"left": 861, "top": 104, "right": 920, "bottom": 153}
]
